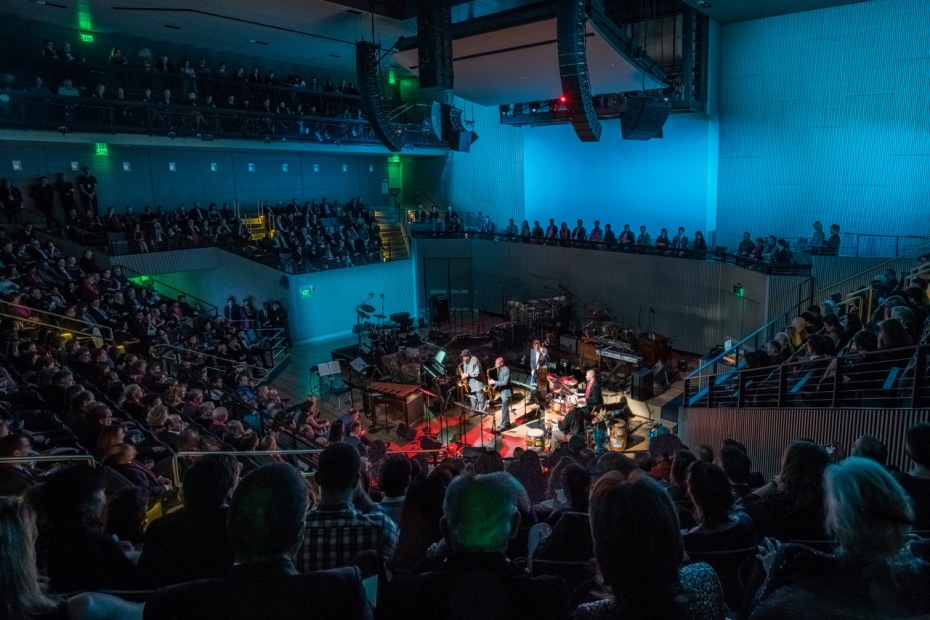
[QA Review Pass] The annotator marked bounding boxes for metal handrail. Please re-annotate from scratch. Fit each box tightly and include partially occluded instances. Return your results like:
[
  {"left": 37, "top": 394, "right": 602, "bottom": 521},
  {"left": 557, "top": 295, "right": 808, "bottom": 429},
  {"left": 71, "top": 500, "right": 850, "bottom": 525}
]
[
  {"left": 687, "top": 240, "right": 930, "bottom": 380},
  {"left": 114, "top": 264, "right": 218, "bottom": 316},
  {"left": 170, "top": 449, "right": 323, "bottom": 486},
  {"left": 0, "top": 309, "right": 105, "bottom": 344},
  {"left": 685, "top": 342, "right": 926, "bottom": 409},
  {"left": 0, "top": 455, "right": 96, "bottom": 467},
  {"left": 813, "top": 239, "right": 930, "bottom": 298},
  {"left": 0, "top": 299, "right": 115, "bottom": 343},
  {"left": 149, "top": 343, "right": 269, "bottom": 379}
]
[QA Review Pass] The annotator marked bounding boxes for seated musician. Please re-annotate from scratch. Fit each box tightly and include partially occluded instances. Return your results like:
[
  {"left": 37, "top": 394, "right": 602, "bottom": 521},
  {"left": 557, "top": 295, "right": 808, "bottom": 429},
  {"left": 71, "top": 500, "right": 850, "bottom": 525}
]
[
  {"left": 551, "top": 369, "right": 603, "bottom": 449},
  {"left": 579, "top": 369, "right": 603, "bottom": 415}
]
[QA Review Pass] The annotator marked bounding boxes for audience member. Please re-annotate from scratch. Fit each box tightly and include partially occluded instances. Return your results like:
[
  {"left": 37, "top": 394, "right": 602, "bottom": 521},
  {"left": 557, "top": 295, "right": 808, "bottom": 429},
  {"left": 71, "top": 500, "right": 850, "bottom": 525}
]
[
  {"left": 144, "top": 463, "right": 372, "bottom": 620},
  {"left": 379, "top": 472, "right": 571, "bottom": 620},
  {"left": 297, "top": 442, "right": 398, "bottom": 572},
  {"left": 575, "top": 471, "right": 725, "bottom": 619},
  {"left": 741, "top": 441, "right": 829, "bottom": 542},
  {"left": 139, "top": 454, "right": 239, "bottom": 587},
  {"left": 750, "top": 458, "right": 930, "bottom": 619}
]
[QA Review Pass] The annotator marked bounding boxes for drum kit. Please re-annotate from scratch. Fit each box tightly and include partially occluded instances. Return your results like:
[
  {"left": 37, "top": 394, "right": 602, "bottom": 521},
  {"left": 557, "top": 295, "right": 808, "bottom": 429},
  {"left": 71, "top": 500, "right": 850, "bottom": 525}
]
[
  {"left": 506, "top": 295, "right": 568, "bottom": 330},
  {"left": 354, "top": 302, "right": 400, "bottom": 356}
]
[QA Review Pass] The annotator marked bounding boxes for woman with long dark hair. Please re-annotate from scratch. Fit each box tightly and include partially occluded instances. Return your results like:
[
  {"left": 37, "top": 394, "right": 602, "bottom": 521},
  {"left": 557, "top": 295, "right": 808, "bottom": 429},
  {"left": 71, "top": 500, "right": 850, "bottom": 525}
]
[{"left": 576, "top": 471, "right": 725, "bottom": 619}]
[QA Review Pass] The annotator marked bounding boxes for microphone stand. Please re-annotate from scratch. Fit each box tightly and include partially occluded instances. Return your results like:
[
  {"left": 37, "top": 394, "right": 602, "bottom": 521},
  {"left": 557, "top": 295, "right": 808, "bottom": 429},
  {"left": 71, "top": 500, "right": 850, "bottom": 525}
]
[{"left": 453, "top": 401, "right": 496, "bottom": 448}]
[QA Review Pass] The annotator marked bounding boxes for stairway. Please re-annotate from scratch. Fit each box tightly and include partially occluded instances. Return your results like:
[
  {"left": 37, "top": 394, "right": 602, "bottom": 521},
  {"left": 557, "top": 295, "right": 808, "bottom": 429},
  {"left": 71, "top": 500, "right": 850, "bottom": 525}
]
[{"left": 375, "top": 208, "right": 409, "bottom": 261}]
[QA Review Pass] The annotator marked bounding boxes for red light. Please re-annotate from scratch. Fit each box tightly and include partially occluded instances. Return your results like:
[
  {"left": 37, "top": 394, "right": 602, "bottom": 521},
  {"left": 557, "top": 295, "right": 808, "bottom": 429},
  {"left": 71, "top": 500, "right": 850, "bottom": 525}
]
[{"left": 560, "top": 96, "right": 566, "bottom": 103}]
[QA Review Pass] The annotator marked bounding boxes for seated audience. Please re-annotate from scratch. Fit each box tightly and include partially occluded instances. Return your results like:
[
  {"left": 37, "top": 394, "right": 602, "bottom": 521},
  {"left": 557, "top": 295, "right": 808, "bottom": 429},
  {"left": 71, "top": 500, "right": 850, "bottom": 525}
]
[
  {"left": 575, "top": 470, "right": 726, "bottom": 619},
  {"left": 35, "top": 465, "right": 142, "bottom": 592},
  {"left": 297, "top": 442, "right": 398, "bottom": 572},
  {"left": 742, "top": 441, "right": 829, "bottom": 542},
  {"left": 139, "top": 454, "right": 239, "bottom": 586},
  {"left": 379, "top": 472, "right": 571, "bottom": 620},
  {"left": 0, "top": 496, "right": 143, "bottom": 620},
  {"left": 144, "top": 463, "right": 372, "bottom": 620},
  {"left": 750, "top": 457, "right": 930, "bottom": 619},
  {"left": 896, "top": 422, "right": 930, "bottom": 531}
]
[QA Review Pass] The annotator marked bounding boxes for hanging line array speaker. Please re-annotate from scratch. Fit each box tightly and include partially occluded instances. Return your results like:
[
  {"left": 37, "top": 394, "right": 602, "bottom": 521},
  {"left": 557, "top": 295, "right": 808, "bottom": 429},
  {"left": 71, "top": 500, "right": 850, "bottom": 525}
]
[
  {"left": 557, "top": 0, "right": 602, "bottom": 142},
  {"left": 356, "top": 41, "right": 403, "bottom": 152}
]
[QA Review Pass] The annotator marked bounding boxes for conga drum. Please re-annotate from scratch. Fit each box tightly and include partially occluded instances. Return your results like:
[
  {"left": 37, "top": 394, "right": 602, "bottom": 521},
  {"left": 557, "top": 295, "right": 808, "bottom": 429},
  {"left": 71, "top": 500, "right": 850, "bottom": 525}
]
[
  {"left": 526, "top": 428, "right": 545, "bottom": 451},
  {"left": 608, "top": 419, "right": 628, "bottom": 451}
]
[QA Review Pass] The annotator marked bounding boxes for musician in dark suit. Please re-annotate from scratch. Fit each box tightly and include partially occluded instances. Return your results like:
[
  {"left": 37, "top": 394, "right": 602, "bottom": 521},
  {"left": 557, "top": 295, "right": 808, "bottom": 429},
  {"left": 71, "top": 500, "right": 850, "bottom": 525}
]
[
  {"left": 488, "top": 357, "right": 512, "bottom": 433},
  {"left": 529, "top": 340, "right": 550, "bottom": 405},
  {"left": 460, "top": 349, "right": 487, "bottom": 413}
]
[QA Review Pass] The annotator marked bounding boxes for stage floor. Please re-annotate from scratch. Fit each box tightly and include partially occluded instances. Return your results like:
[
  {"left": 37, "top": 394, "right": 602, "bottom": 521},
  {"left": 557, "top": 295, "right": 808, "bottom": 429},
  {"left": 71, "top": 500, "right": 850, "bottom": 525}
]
[{"left": 272, "top": 320, "right": 688, "bottom": 458}]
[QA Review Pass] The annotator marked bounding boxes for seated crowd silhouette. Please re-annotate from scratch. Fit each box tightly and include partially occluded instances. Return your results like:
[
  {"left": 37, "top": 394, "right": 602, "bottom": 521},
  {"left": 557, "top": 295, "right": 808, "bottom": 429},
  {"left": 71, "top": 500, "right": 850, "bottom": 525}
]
[
  {"left": 0, "top": 173, "right": 387, "bottom": 273},
  {"left": 4, "top": 37, "right": 368, "bottom": 142},
  {"left": 713, "top": 262, "right": 930, "bottom": 408},
  {"left": 3, "top": 283, "right": 930, "bottom": 620},
  {"left": 411, "top": 206, "right": 838, "bottom": 268}
]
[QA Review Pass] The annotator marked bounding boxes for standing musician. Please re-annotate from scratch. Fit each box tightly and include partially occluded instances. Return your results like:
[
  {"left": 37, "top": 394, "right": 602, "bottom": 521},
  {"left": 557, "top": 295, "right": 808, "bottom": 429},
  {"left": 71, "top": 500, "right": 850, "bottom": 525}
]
[
  {"left": 488, "top": 357, "right": 512, "bottom": 434},
  {"left": 459, "top": 349, "right": 487, "bottom": 414},
  {"left": 529, "top": 339, "right": 550, "bottom": 403}
]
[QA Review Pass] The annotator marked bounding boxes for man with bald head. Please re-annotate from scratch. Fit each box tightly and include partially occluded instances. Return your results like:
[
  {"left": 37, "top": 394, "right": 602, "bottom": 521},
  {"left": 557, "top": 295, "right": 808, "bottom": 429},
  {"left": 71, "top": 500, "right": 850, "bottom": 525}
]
[{"left": 488, "top": 357, "right": 512, "bottom": 433}]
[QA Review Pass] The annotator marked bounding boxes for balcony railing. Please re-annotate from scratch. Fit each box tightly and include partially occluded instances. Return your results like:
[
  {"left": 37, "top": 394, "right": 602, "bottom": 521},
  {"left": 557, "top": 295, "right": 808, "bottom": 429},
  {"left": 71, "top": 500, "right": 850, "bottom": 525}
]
[
  {"left": 685, "top": 343, "right": 929, "bottom": 409},
  {"left": 410, "top": 228, "right": 813, "bottom": 276},
  {"left": 0, "top": 90, "right": 442, "bottom": 148}
]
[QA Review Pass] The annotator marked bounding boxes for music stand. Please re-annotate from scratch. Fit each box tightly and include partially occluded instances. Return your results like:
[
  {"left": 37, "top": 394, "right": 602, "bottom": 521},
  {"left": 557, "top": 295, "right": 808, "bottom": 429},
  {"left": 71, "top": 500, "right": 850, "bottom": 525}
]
[{"left": 454, "top": 400, "right": 497, "bottom": 449}]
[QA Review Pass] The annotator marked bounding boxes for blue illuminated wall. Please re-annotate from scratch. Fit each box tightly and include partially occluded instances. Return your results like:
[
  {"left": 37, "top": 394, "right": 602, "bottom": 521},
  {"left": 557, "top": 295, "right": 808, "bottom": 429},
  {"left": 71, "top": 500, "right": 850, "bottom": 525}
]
[
  {"left": 523, "top": 113, "right": 717, "bottom": 237},
  {"left": 716, "top": 0, "right": 929, "bottom": 243},
  {"left": 406, "top": 99, "right": 524, "bottom": 225}
]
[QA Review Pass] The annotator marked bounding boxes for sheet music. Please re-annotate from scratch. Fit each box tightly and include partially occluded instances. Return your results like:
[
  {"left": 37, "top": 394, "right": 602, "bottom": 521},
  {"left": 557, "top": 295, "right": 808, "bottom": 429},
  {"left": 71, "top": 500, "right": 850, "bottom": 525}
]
[{"left": 318, "top": 360, "right": 341, "bottom": 377}]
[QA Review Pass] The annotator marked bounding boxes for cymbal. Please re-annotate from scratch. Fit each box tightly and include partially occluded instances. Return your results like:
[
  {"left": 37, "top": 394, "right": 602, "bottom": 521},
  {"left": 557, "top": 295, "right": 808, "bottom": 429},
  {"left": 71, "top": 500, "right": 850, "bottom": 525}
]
[
  {"left": 373, "top": 313, "right": 387, "bottom": 319},
  {"left": 356, "top": 309, "right": 369, "bottom": 317},
  {"left": 560, "top": 376, "right": 579, "bottom": 386},
  {"left": 360, "top": 304, "right": 376, "bottom": 313}
]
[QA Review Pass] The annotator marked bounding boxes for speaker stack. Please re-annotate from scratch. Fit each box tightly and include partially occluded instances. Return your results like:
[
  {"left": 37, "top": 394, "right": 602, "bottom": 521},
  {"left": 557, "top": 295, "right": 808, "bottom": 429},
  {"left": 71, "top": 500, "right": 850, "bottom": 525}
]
[
  {"left": 356, "top": 41, "right": 403, "bottom": 152},
  {"left": 417, "top": 0, "right": 453, "bottom": 92}
]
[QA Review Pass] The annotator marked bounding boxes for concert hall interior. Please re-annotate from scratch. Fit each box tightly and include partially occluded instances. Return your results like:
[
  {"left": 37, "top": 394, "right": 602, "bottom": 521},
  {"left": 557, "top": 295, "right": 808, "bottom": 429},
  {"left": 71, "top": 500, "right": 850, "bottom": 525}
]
[{"left": 1, "top": 0, "right": 929, "bottom": 615}]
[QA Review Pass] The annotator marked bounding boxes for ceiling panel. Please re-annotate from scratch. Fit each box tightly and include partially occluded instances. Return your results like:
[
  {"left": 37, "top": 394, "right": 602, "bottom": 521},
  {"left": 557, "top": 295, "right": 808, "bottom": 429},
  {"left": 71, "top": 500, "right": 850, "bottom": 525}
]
[{"left": 679, "top": 0, "right": 873, "bottom": 24}]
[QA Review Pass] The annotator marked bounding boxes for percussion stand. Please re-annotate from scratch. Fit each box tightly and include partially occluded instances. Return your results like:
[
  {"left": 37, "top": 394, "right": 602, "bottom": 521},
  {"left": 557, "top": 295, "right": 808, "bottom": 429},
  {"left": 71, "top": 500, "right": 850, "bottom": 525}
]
[{"left": 367, "top": 392, "right": 392, "bottom": 433}]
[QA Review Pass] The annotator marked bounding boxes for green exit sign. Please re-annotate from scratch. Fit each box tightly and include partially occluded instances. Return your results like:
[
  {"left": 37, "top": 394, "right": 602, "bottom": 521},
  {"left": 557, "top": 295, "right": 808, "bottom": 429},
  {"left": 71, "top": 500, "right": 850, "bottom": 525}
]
[
  {"left": 300, "top": 287, "right": 312, "bottom": 298},
  {"left": 95, "top": 143, "right": 109, "bottom": 156},
  {"left": 80, "top": 33, "right": 95, "bottom": 43}
]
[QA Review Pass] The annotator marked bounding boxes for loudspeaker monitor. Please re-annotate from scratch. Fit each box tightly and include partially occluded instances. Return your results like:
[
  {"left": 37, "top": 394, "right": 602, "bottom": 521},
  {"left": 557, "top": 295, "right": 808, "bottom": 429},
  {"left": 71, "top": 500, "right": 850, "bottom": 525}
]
[{"left": 631, "top": 368, "right": 654, "bottom": 401}]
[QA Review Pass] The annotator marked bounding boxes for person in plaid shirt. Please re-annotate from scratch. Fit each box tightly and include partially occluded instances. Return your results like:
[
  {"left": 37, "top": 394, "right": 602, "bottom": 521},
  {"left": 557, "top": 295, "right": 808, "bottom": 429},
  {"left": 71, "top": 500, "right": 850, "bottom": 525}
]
[{"left": 299, "top": 443, "right": 398, "bottom": 572}]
